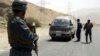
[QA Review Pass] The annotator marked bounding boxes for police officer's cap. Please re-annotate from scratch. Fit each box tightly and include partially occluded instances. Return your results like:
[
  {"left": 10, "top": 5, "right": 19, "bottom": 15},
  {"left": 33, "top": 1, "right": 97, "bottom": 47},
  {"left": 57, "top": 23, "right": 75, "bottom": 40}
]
[
  {"left": 12, "top": 0, "right": 27, "bottom": 11},
  {"left": 88, "top": 19, "right": 90, "bottom": 22},
  {"left": 77, "top": 19, "right": 80, "bottom": 21}
]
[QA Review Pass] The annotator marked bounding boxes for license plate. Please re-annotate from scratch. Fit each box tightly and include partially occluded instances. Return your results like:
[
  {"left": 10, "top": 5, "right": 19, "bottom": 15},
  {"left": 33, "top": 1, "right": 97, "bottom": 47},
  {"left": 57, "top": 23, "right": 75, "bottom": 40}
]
[
  {"left": 56, "top": 31, "right": 61, "bottom": 36},
  {"left": 56, "top": 31, "right": 61, "bottom": 33},
  {"left": 56, "top": 34, "right": 61, "bottom": 36}
]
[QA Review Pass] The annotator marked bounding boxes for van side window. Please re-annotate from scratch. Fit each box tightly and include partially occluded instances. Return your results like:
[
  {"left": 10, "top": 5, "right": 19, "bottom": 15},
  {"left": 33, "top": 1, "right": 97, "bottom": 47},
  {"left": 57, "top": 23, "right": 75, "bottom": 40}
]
[{"left": 70, "top": 20, "right": 72, "bottom": 24}]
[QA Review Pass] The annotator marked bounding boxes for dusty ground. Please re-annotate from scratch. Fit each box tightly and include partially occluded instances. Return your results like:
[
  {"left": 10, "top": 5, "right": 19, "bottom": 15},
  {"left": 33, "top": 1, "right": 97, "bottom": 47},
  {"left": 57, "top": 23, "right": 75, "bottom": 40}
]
[{"left": 1, "top": 26, "right": 100, "bottom": 56}]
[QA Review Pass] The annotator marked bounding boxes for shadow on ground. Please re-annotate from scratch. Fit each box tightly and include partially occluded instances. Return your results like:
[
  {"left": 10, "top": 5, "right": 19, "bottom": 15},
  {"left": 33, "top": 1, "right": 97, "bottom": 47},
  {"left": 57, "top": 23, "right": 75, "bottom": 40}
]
[
  {"left": 47, "top": 38, "right": 72, "bottom": 42},
  {"left": 81, "top": 42, "right": 91, "bottom": 44}
]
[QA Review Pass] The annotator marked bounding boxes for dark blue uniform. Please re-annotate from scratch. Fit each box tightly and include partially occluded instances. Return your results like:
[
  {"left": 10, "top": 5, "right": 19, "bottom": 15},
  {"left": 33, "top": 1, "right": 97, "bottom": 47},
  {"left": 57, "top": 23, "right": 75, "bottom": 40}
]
[
  {"left": 7, "top": 16, "right": 37, "bottom": 56},
  {"left": 7, "top": 0, "right": 38, "bottom": 56},
  {"left": 76, "top": 22, "right": 82, "bottom": 41}
]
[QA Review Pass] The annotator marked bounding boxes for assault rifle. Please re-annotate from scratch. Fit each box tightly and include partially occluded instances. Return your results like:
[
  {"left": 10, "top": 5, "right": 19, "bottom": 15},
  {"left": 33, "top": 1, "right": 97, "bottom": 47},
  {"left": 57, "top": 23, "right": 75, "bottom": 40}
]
[{"left": 27, "top": 22, "right": 38, "bottom": 56}]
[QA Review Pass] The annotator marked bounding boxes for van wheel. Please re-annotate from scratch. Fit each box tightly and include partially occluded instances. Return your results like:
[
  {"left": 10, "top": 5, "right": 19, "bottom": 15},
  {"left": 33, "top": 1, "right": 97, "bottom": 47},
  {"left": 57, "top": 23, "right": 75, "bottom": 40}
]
[
  {"left": 72, "top": 34, "right": 75, "bottom": 38},
  {"left": 52, "top": 37, "right": 56, "bottom": 40}
]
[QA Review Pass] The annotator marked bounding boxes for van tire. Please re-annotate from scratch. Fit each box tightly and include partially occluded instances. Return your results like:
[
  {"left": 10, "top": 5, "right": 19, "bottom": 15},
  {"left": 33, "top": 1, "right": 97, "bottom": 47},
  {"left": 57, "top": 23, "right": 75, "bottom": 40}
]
[{"left": 52, "top": 37, "right": 56, "bottom": 40}]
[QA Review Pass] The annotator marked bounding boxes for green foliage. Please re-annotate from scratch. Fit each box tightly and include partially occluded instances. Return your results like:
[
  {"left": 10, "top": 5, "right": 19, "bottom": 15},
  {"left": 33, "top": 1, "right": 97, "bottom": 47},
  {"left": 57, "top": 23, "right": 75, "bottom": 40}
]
[{"left": 26, "top": 17, "right": 41, "bottom": 27}]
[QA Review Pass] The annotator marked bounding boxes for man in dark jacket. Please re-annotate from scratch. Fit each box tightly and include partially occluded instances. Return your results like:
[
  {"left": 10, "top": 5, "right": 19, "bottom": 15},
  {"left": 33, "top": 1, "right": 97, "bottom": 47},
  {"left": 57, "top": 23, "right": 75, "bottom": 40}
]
[
  {"left": 7, "top": 0, "right": 38, "bottom": 56},
  {"left": 75, "top": 19, "right": 82, "bottom": 42},
  {"left": 84, "top": 20, "right": 93, "bottom": 44}
]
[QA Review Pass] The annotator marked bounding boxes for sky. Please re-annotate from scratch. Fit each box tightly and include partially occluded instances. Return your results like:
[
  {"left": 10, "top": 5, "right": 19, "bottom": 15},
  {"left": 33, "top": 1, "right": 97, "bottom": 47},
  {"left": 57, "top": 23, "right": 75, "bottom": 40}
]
[{"left": 25, "top": 0, "right": 100, "bottom": 13}]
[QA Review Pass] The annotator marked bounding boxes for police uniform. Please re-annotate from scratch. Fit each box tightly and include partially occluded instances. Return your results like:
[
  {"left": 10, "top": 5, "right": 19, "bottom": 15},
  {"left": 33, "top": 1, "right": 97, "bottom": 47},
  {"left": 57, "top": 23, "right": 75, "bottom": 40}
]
[
  {"left": 76, "top": 21, "right": 82, "bottom": 41},
  {"left": 7, "top": 1, "right": 38, "bottom": 56}
]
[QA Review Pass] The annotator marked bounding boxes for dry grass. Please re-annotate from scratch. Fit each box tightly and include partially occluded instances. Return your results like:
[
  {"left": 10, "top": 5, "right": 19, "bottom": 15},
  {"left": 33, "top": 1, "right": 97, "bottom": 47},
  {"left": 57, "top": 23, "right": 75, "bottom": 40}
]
[{"left": 25, "top": 3, "right": 65, "bottom": 26}]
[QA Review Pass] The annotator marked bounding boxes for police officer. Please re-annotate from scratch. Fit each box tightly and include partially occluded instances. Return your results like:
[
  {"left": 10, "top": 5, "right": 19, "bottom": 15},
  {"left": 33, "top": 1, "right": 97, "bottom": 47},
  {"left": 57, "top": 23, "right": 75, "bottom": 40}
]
[
  {"left": 84, "top": 20, "right": 93, "bottom": 44},
  {"left": 75, "top": 19, "right": 82, "bottom": 42},
  {"left": 7, "top": 0, "right": 38, "bottom": 56}
]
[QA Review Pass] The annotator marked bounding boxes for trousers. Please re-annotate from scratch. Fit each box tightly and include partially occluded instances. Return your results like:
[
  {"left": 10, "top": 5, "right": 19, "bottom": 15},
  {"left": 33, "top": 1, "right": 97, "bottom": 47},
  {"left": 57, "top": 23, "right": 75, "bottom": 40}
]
[
  {"left": 76, "top": 30, "right": 81, "bottom": 41},
  {"left": 9, "top": 48, "right": 32, "bottom": 56},
  {"left": 85, "top": 30, "right": 92, "bottom": 43}
]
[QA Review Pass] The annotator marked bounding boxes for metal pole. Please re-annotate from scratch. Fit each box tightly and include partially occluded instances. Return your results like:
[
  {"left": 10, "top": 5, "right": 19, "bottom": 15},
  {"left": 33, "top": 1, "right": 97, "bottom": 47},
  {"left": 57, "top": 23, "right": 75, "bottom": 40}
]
[
  {"left": 39, "top": 0, "right": 50, "bottom": 25},
  {"left": 67, "top": 0, "right": 71, "bottom": 15}
]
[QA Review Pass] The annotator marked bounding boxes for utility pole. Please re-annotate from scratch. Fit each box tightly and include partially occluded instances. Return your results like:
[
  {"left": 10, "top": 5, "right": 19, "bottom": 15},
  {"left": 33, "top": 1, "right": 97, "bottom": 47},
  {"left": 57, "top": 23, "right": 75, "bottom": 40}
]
[
  {"left": 67, "top": 0, "right": 71, "bottom": 15},
  {"left": 40, "top": 0, "right": 49, "bottom": 12},
  {"left": 39, "top": 0, "right": 49, "bottom": 26},
  {"left": 40, "top": 0, "right": 45, "bottom": 12}
]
